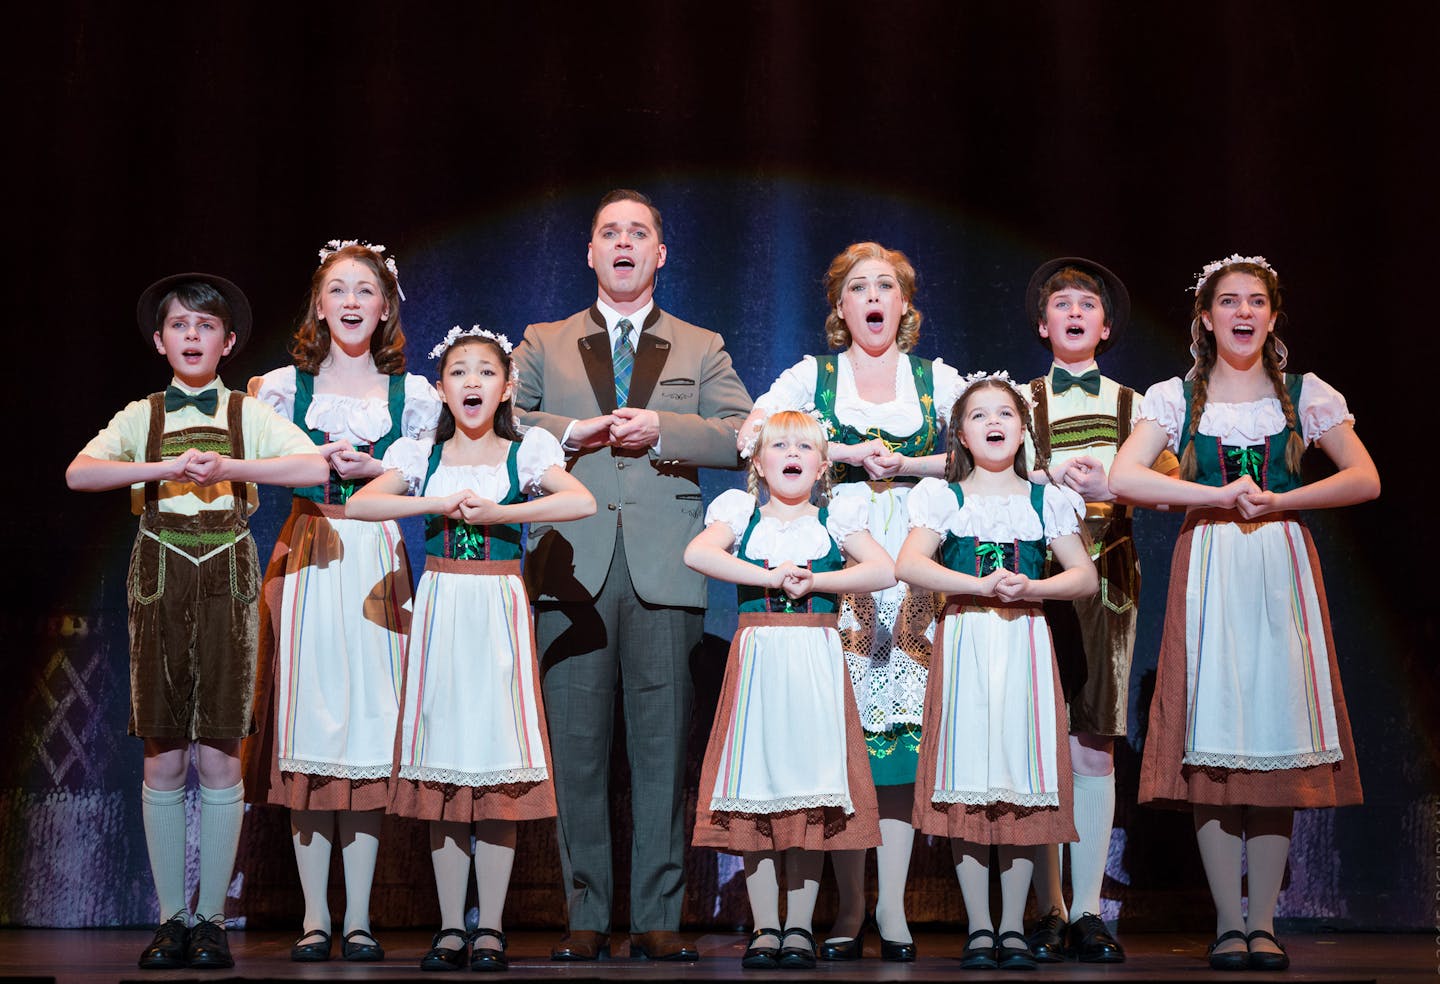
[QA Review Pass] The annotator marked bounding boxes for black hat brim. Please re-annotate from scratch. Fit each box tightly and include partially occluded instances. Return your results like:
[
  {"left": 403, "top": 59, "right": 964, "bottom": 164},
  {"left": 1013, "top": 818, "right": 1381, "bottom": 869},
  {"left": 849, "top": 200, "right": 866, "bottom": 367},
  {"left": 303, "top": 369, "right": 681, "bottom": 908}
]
[
  {"left": 1026, "top": 256, "right": 1130, "bottom": 356},
  {"left": 136, "top": 272, "right": 252, "bottom": 361}
]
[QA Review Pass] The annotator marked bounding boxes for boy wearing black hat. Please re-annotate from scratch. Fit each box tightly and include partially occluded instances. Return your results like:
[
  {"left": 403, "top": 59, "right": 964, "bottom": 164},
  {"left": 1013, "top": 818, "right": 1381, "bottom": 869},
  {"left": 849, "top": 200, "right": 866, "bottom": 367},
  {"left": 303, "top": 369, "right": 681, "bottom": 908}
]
[
  {"left": 67, "top": 274, "right": 327, "bottom": 970},
  {"left": 1021, "top": 259, "right": 1177, "bottom": 964}
]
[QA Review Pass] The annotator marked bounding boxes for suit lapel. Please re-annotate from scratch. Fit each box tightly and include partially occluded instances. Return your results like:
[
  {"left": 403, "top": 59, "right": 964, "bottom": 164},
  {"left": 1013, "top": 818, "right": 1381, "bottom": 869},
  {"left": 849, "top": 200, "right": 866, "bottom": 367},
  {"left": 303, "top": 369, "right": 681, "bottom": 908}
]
[
  {"left": 577, "top": 306, "right": 616, "bottom": 414},
  {"left": 627, "top": 307, "right": 668, "bottom": 410}
]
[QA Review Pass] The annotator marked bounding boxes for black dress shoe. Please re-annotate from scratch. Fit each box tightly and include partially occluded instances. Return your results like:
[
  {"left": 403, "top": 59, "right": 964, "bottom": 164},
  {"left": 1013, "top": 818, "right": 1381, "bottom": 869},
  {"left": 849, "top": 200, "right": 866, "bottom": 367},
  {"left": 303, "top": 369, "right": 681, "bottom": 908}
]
[
  {"left": 420, "top": 928, "right": 470, "bottom": 971},
  {"left": 1067, "top": 912, "right": 1124, "bottom": 963},
  {"left": 877, "top": 913, "right": 916, "bottom": 963},
  {"left": 186, "top": 919, "right": 234, "bottom": 969},
  {"left": 741, "top": 927, "right": 781, "bottom": 969},
  {"left": 138, "top": 916, "right": 189, "bottom": 969},
  {"left": 998, "top": 931, "right": 1038, "bottom": 970},
  {"left": 1246, "top": 929, "right": 1289, "bottom": 971},
  {"left": 342, "top": 928, "right": 384, "bottom": 962},
  {"left": 879, "top": 935, "right": 917, "bottom": 961},
  {"left": 778, "top": 927, "right": 817, "bottom": 969},
  {"left": 1026, "top": 908, "right": 1067, "bottom": 963},
  {"left": 1207, "top": 929, "right": 1249, "bottom": 971},
  {"left": 818, "top": 919, "right": 865, "bottom": 960},
  {"left": 470, "top": 929, "right": 508, "bottom": 972},
  {"left": 290, "top": 928, "right": 331, "bottom": 962},
  {"left": 960, "top": 929, "right": 999, "bottom": 970}
]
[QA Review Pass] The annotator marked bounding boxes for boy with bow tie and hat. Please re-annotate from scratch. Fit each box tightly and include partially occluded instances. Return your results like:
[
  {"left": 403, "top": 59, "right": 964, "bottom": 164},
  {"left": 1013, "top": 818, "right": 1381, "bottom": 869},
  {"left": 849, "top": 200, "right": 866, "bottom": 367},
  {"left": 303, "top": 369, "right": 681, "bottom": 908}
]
[
  {"left": 67, "top": 273, "right": 327, "bottom": 970},
  {"left": 1021, "top": 258, "right": 1177, "bottom": 964}
]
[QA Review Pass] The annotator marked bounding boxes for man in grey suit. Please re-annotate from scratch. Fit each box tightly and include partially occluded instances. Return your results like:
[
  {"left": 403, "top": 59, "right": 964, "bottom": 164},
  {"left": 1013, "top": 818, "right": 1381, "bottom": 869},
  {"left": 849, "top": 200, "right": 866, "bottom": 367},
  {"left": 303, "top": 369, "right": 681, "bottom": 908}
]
[{"left": 513, "top": 189, "right": 752, "bottom": 961}]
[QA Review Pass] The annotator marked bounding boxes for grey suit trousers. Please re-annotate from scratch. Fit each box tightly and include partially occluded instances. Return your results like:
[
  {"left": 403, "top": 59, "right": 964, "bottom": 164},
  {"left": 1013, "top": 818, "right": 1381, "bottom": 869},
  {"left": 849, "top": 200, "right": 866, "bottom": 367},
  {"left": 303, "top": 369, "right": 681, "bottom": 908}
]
[{"left": 536, "top": 532, "right": 701, "bottom": 933}]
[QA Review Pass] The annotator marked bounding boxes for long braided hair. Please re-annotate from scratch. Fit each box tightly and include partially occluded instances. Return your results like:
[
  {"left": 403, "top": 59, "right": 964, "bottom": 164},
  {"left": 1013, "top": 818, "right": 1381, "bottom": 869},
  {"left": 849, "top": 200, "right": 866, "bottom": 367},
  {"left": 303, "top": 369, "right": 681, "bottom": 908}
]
[
  {"left": 1181, "top": 261, "right": 1303, "bottom": 481},
  {"left": 746, "top": 410, "right": 833, "bottom": 506}
]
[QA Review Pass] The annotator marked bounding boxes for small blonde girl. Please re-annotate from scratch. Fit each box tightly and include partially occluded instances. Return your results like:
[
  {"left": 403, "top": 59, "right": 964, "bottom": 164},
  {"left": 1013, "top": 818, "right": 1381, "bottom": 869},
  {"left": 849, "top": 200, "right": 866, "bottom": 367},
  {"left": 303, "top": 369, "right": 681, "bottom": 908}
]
[{"left": 686, "top": 410, "right": 895, "bottom": 970}]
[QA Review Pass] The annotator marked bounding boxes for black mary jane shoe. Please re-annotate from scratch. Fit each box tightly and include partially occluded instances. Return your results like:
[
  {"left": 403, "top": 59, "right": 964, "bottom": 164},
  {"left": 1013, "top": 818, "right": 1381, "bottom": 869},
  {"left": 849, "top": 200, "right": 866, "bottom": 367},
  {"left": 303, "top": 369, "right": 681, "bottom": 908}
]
[
  {"left": 470, "top": 929, "right": 509, "bottom": 972},
  {"left": 1207, "top": 929, "right": 1250, "bottom": 971},
  {"left": 290, "top": 928, "right": 332, "bottom": 962},
  {"left": 420, "top": 928, "right": 470, "bottom": 972},
  {"left": 186, "top": 918, "right": 234, "bottom": 969},
  {"left": 1067, "top": 912, "right": 1125, "bottom": 963},
  {"left": 1026, "top": 909, "right": 1067, "bottom": 963},
  {"left": 818, "top": 917, "right": 866, "bottom": 961},
  {"left": 777, "top": 927, "right": 817, "bottom": 970},
  {"left": 138, "top": 916, "right": 190, "bottom": 970},
  {"left": 960, "top": 929, "right": 999, "bottom": 970},
  {"left": 997, "top": 931, "right": 1038, "bottom": 971},
  {"left": 1246, "top": 929, "right": 1290, "bottom": 971},
  {"left": 342, "top": 928, "right": 384, "bottom": 962},
  {"left": 741, "top": 927, "right": 782, "bottom": 970}
]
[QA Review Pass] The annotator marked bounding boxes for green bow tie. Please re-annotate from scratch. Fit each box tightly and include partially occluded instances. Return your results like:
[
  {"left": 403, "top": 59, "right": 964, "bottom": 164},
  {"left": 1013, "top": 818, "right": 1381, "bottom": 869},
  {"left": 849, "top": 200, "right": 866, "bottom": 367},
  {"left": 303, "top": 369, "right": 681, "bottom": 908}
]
[
  {"left": 164, "top": 386, "right": 219, "bottom": 416},
  {"left": 1051, "top": 367, "right": 1101, "bottom": 396}
]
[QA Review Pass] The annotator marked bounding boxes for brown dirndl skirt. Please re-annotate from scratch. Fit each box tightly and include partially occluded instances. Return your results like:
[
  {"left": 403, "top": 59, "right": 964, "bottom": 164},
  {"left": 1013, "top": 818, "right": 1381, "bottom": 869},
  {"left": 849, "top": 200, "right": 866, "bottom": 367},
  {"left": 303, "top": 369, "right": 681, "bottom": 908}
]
[
  {"left": 694, "top": 613, "right": 880, "bottom": 852},
  {"left": 912, "top": 597, "right": 1077, "bottom": 846},
  {"left": 388, "top": 557, "right": 557, "bottom": 823},
  {"left": 1138, "top": 510, "right": 1362, "bottom": 810}
]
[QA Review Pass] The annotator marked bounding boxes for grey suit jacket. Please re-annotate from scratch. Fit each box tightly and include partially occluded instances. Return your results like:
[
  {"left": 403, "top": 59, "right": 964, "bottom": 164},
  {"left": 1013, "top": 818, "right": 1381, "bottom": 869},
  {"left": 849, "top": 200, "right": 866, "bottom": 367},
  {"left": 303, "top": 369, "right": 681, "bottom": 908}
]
[{"left": 514, "top": 305, "right": 752, "bottom": 608}]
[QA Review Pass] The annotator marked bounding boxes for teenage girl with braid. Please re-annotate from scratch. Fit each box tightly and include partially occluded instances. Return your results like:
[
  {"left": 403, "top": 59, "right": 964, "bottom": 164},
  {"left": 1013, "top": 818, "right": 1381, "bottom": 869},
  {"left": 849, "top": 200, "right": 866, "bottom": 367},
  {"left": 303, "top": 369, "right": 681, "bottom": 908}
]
[
  {"left": 896, "top": 373, "right": 1096, "bottom": 971},
  {"left": 1110, "top": 255, "right": 1378, "bottom": 972}
]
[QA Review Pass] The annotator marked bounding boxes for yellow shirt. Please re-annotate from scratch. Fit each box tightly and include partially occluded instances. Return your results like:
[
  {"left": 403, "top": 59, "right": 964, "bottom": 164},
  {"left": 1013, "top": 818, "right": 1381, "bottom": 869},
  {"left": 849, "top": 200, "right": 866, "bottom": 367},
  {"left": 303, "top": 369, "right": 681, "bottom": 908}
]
[{"left": 78, "top": 377, "right": 318, "bottom": 515}]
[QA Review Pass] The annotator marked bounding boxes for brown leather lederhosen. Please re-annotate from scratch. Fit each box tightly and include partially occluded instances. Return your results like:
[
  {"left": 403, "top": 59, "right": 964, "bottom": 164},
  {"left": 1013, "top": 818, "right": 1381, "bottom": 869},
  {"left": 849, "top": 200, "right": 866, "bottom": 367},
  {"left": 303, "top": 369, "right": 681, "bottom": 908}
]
[
  {"left": 126, "top": 391, "right": 260, "bottom": 740},
  {"left": 1030, "top": 378, "right": 1140, "bottom": 737}
]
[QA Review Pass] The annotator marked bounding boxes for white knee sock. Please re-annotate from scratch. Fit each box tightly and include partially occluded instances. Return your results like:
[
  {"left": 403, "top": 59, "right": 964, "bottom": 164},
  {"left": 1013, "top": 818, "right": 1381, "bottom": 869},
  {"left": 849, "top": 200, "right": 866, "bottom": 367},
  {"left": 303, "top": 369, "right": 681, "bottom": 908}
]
[
  {"left": 291, "top": 810, "right": 335, "bottom": 935},
  {"left": 430, "top": 821, "right": 472, "bottom": 941},
  {"left": 142, "top": 783, "right": 189, "bottom": 923},
  {"left": 1068, "top": 770, "right": 1115, "bottom": 919},
  {"left": 473, "top": 819, "right": 517, "bottom": 938},
  {"left": 744, "top": 852, "right": 781, "bottom": 934},
  {"left": 339, "top": 811, "right": 382, "bottom": 937},
  {"left": 196, "top": 781, "right": 244, "bottom": 921}
]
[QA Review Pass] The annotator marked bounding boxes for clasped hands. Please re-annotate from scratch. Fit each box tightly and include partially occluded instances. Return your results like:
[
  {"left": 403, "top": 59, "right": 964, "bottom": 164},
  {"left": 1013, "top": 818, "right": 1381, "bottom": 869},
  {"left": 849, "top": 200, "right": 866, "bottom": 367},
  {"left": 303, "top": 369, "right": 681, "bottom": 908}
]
[
  {"left": 317, "top": 439, "right": 386, "bottom": 480},
  {"left": 1218, "top": 474, "right": 1282, "bottom": 519},
  {"left": 569, "top": 408, "right": 660, "bottom": 452},
  {"left": 833, "top": 438, "right": 906, "bottom": 480},
  {"left": 1048, "top": 455, "right": 1114, "bottom": 501},
  {"left": 162, "top": 448, "right": 232, "bottom": 486},
  {"left": 975, "top": 568, "right": 1034, "bottom": 603},
  {"left": 433, "top": 489, "right": 506, "bottom": 525},
  {"left": 766, "top": 561, "right": 814, "bottom": 599}
]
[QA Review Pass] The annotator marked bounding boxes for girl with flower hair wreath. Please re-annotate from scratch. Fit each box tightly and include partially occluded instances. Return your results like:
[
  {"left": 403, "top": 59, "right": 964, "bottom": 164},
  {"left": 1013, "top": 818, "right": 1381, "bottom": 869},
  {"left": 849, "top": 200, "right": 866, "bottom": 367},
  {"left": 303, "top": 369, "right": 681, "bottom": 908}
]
[
  {"left": 687, "top": 409, "right": 893, "bottom": 969},
  {"left": 247, "top": 241, "right": 441, "bottom": 961},
  {"left": 1111, "top": 255, "right": 1377, "bottom": 971},
  {"left": 896, "top": 372, "right": 1096, "bottom": 970},
  {"left": 348, "top": 328, "right": 593, "bottom": 971}
]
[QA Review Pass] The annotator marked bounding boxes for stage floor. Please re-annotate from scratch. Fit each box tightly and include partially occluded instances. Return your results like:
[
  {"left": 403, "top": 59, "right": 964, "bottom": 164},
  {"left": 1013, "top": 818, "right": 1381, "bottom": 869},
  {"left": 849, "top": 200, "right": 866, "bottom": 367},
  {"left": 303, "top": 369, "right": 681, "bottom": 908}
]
[{"left": 0, "top": 929, "right": 1428, "bottom": 983}]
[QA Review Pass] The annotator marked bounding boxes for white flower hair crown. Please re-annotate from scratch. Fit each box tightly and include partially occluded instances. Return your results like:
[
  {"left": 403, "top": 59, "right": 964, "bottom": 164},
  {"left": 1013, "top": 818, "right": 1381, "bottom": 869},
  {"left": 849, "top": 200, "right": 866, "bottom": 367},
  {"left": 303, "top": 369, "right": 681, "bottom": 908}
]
[
  {"left": 739, "top": 404, "right": 832, "bottom": 460},
  {"left": 1191, "top": 254, "right": 1277, "bottom": 295},
  {"left": 957, "top": 370, "right": 1036, "bottom": 411},
  {"left": 318, "top": 239, "right": 407, "bottom": 301},
  {"left": 428, "top": 325, "right": 514, "bottom": 361}
]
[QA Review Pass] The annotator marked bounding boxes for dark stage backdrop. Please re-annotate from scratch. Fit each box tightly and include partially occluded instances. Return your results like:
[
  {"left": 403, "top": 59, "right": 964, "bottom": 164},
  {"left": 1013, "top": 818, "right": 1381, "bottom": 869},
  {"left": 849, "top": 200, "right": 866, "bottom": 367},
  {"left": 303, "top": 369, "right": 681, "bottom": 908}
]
[{"left": 7, "top": 2, "right": 1433, "bottom": 932}]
